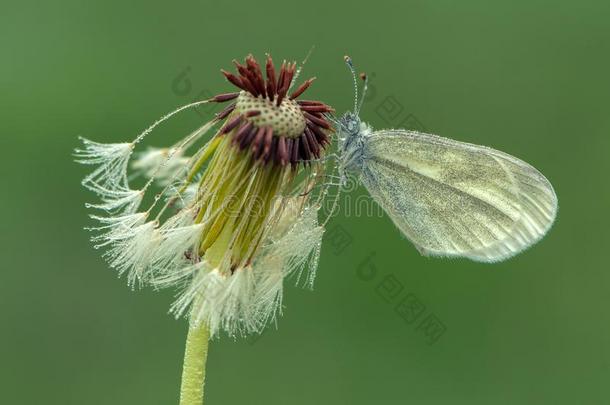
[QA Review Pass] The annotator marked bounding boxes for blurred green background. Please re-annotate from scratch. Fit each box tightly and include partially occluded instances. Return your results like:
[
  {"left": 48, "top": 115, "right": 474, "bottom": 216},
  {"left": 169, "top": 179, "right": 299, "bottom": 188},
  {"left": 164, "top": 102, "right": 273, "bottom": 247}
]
[{"left": 2, "top": 0, "right": 610, "bottom": 404}]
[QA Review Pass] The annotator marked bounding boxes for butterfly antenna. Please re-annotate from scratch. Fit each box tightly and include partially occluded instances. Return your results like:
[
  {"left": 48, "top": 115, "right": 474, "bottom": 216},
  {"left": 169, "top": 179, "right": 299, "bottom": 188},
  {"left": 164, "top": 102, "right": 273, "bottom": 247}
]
[
  {"left": 356, "top": 72, "right": 368, "bottom": 115},
  {"left": 344, "top": 55, "right": 359, "bottom": 113}
]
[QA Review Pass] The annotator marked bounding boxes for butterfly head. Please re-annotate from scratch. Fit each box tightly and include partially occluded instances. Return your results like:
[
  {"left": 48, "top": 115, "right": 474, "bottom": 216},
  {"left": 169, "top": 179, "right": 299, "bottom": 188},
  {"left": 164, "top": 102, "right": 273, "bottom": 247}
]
[
  {"left": 338, "top": 111, "right": 361, "bottom": 135},
  {"left": 338, "top": 56, "right": 370, "bottom": 137},
  {"left": 333, "top": 56, "right": 373, "bottom": 180}
]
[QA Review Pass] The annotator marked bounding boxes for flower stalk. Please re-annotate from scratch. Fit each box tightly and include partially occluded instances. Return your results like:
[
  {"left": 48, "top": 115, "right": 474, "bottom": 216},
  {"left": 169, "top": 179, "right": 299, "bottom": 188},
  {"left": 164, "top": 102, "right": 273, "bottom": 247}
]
[
  {"left": 179, "top": 323, "right": 210, "bottom": 405},
  {"left": 76, "top": 54, "right": 334, "bottom": 405}
]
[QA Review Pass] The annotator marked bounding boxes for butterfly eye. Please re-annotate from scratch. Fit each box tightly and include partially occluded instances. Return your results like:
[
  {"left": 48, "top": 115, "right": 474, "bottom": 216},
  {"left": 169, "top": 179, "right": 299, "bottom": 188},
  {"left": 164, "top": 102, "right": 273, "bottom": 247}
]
[
  {"left": 339, "top": 113, "right": 359, "bottom": 135},
  {"left": 348, "top": 117, "right": 360, "bottom": 134}
]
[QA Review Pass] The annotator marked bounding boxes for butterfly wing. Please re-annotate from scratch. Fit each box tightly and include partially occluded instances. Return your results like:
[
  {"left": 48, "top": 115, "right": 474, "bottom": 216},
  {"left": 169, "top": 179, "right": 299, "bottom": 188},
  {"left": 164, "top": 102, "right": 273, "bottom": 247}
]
[{"left": 358, "top": 129, "right": 557, "bottom": 262}]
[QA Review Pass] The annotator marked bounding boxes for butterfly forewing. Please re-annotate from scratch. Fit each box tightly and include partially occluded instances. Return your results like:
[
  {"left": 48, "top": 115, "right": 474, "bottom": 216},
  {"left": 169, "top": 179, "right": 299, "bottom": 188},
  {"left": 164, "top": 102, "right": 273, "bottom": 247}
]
[{"left": 360, "top": 129, "right": 557, "bottom": 262}]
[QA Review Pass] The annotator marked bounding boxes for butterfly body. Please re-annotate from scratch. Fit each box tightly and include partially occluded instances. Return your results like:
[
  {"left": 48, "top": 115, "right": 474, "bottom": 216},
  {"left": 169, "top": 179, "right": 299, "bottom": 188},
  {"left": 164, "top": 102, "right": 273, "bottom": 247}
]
[
  {"left": 338, "top": 112, "right": 369, "bottom": 175},
  {"left": 336, "top": 111, "right": 558, "bottom": 262}
]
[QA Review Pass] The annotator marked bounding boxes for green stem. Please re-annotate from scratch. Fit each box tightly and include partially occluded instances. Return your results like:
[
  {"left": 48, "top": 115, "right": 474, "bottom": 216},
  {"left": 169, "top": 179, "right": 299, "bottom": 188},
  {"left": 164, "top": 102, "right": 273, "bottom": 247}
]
[{"left": 179, "top": 323, "right": 210, "bottom": 405}]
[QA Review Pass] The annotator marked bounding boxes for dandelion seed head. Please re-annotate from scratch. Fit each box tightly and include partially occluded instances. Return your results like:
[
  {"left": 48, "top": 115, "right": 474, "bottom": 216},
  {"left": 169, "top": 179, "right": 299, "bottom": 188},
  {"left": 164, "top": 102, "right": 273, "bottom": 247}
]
[
  {"left": 234, "top": 92, "right": 306, "bottom": 138},
  {"left": 215, "top": 54, "right": 333, "bottom": 168},
  {"left": 76, "top": 54, "right": 336, "bottom": 337}
]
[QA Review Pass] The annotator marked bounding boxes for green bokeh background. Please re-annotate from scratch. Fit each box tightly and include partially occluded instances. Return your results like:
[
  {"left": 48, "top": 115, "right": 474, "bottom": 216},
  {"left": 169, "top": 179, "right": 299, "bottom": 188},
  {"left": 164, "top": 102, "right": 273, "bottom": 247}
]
[{"left": 2, "top": 1, "right": 610, "bottom": 404}]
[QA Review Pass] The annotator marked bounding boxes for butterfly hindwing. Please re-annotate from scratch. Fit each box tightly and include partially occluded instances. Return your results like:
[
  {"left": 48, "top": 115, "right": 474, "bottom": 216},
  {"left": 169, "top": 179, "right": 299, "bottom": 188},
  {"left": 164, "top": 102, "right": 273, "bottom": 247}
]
[{"left": 358, "top": 129, "right": 557, "bottom": 262}]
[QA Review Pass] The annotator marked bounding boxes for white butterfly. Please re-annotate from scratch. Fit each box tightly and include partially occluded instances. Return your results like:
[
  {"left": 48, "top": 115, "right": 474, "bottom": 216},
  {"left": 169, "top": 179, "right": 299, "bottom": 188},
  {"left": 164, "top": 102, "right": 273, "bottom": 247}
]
[{"left": 335, "top": 58, "right": 557, "bottom": 262}]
